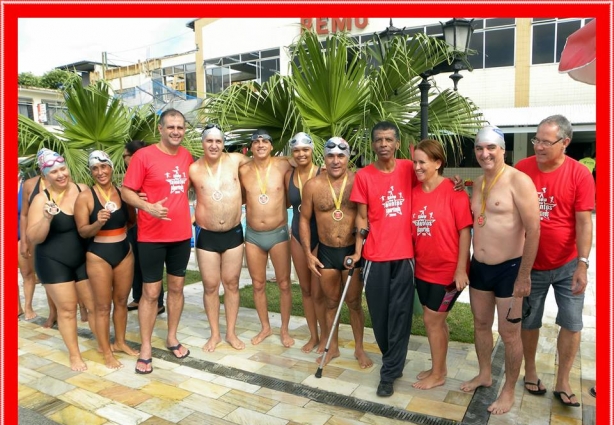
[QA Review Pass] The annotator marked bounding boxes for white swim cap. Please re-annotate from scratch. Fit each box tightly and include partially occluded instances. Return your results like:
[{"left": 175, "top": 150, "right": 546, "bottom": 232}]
[
  {"left": 88, "top": 150, "right": 114, "bottom": 170},
  {"left": 289, "top": 132, "right": 314, "bottom": 150},
  {"left": 475, "top": 125, "right": 505, "bottom": 149}
]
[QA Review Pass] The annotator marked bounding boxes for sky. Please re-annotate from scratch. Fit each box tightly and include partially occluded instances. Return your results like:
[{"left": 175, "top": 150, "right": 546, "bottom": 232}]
[{"left": 18, "top": 18, "right": 196, "bottom": 76}]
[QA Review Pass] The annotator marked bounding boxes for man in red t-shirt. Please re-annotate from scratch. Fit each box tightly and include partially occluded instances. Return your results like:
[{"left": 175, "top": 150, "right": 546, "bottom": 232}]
[
  {"left": 348, "top": 121, "right": 416, "bottom": 397},
  {"left": 122, "top": 109, "right": 194, "bottom": 374},
  {"left": 517, "top": 115, "right": 595, "bottom": 407}
]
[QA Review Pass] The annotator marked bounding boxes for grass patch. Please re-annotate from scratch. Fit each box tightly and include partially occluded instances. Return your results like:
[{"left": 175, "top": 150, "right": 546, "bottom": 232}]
[
  {"left": 232, "top": 282, "right": 475, "bottom": 344},
  {"left": 162, "top": 269, "right": 203, "bottom": 291}
]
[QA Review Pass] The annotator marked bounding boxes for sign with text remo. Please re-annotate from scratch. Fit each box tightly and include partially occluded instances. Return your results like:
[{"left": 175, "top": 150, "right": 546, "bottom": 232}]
[{"left": 301, "top": 18, "right": 369, "bottom": 35}]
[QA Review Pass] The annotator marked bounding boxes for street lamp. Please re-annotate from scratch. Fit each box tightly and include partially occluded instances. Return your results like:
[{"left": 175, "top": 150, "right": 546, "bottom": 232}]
[{"left": 381, "top": 18, "right": 474, "bottom": 140}]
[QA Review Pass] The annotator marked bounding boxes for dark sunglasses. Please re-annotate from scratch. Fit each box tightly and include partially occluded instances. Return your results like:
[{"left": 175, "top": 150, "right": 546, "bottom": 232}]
[
  {"left": 506, "top": 297, "right": 531, "bottom": 324},
  {"left": 205, "top": 123, "right": 222, "bottom": 131},
  {"left": 325, "top": 140, "right": 349, "bottom": 150}
]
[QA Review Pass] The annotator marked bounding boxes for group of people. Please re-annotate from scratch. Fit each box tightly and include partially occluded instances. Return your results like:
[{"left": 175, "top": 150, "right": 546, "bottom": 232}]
[{"left": 19, "top": 110, "right": 594, "bottom": 416}]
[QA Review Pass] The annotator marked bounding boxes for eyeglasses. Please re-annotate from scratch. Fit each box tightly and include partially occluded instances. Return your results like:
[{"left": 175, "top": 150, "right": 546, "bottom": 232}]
[
  {"left": 531, "top": 137, "right": 563, "bottom": 147},
  {"left": 41, "top": 156, "right": 66, "bottom": 168},
  {"left": 204, "top": 123, "right": 222, "bottom": 131},
  {"left": 506, "top": 297, "right": 531, "bottom": 324},
  {"left": 325, "top": 140, "right": 349, "bottom": 150}
]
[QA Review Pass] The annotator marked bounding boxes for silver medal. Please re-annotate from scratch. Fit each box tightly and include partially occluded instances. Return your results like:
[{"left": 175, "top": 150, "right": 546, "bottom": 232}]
[
  {"left": 105, "top": 201, "right": 118, "bottom": 212},
  {"left": 45, "top": 202, "right": 60, "bottom": 216},
  {"left": 258, "top": 194, "right": 269, "bottom": 205},
  {"left": 212, "top": 190, "right": 223, "bottom": 202}
]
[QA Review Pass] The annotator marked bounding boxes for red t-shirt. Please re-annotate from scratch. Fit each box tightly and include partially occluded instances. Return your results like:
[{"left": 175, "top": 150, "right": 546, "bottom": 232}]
[
  {"left": 516, "top": 156, "right": 595, "bottom": 270},
  {"left": 123, "top": 144, "right": 193, "bottom": 243},
  {"left": 411, "top": 179, "right": 473, "bottom": 284},
  {"left": 350, "top": 159, "right": 416, "bottom": 261}
]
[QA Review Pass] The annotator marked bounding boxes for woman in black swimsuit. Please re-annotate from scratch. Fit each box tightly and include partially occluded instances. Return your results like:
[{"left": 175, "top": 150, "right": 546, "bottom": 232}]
[
  {"left": 75, "top": 150, "right": 139, "bottom": 369},
  {"left": 27, "top": 150, "right": 96, "bottom": 372},
  {"left": 283, "top": 132, "right": 327, "bottom": 353}
]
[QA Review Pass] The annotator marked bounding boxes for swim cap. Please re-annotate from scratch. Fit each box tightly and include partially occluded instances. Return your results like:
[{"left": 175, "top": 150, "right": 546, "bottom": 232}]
[
  {"left": 36, "top": 148, "right": 54, "bottom": 171},
  {"left": 202, "top": 124, "right": 224, "bottom": 141},
  {"left": 88, "top": 150, "right": 114, "bottom": 170},
  {"left": 251, "top": 129, "right": 272, "bottom": 143},
  {"left": 324, "top": 137, "right": 350, "bottom": 157},
  {"left": 475, "top": 125, "right": 506, "bottom": 149},
  {"left": 289, "top": 132, "right": 314, "bottom": 150},
  {"left": 39, "top": 150, "right": 66, "bottom": 176}
]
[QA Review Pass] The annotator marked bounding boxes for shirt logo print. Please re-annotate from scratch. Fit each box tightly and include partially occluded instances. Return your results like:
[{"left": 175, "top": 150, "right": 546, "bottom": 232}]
[
  {"left": 165, "top": 166, "right": 188, "bottom": 194},
  {"left": 412, "top": 205, "right": 436, "bottom": 236},
  {"left": 380, "top": 185, "right": 405, "bottom": 217},
  {"left": 537, "top": 187, "right": 556, "bottom": 221}
]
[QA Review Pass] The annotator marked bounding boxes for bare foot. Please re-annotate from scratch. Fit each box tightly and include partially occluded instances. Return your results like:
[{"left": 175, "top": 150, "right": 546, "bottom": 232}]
[
  {"left": 79, "top": 305, "right": 88, "bottom": 322},
  {"left": 203, "top": 335, "right": 223, "bottom": 352},
  {"left": 413, "top": 374, "right": 446, "bottom": 390},
  {"left": 251, "top": 328, "right": 273, "bottom": 345},
  {"left": 316, "top": 349, "right": 340, "bottom": 366},
  {"left": 316, "top": 339, "right": 326, "bottom": 354},
  {"left": 42, "top": 315, "right": 57, "bottom": 328},
  {"left": 24, "top": 309, "right": 38, "bottom": 320},
  {"left": 111, "top": 342, "right": 140, "bottom": 356},
  {"left": 18, "top": 309, "right": 24, "bottom": 318},
  {"left": 301, "top": 337, "right": 319, "bottom": 353},
  {"left": 460, "top": 375, "right": 492, "bottom": 392},
  {"left": 416, "top": 369, "right": 432, "bottom": 380},
  {"left": 69, "top": 355, "right": 88, "bottom": 372},
  {"left": 280, "top": 331, "right": 295, "bottom": 348},
  {"left": 226, "top": 334, "right": 245, "bottom": 350},
  {"left": 354, "top": 349, "right": 373, "bottom": 368},
  {"left": 488, "top": 388, "right": 515, "bottom": 415},
  {"left": 104, "top": 353, "right": 124, "bottom": 370}
]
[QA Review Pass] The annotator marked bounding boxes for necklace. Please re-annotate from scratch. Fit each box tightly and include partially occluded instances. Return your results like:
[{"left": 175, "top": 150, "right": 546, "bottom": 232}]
[
  {"left": 204, "top": 155, "right": 224, "bottom": 201},
  {"left": 477, "top": 165, "right": 506, "bottom": 227},
  {"left": 96, "top": 183, "right": 117, "bottom": 212},
  {"left": 296, "top": 164, "right": 315, "bottom": 212},
  {"left": 255, "top": 160, "right": 272, "bottom": 205},
  {"left": 327, "top": 173, "right": 348, "bottom": 221}
]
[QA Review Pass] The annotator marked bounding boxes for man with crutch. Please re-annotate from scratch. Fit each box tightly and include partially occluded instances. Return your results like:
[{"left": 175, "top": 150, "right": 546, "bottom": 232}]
[{"left": 300, "top": 137, "right": 373, "bottom": 370}]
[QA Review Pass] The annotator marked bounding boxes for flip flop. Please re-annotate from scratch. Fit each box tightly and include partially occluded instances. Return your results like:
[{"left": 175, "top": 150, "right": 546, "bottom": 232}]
[
  {"left": 589, "top": 387, "right": 596, "bottom": 398},
  {"left": 135, "top": 358, "right": 153, "bottom": 374},
  {"left": 553, "top": 390, "right": 580, "bottom": 407},
  {"left": 524, "top": 378, "right": 547, "bottom": 395},
  {"left": 167, "top": 343, "right": 190, "bottom": 359}
]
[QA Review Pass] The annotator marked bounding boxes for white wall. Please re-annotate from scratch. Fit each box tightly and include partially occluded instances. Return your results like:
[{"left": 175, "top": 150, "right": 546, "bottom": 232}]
[{"left": 529, "top": 64, "right": 595, "bottom": 106}]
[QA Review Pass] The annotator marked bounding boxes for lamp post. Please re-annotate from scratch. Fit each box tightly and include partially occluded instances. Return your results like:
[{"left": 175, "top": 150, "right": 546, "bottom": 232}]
[{"left": 381, "top": 18, "right": 474, "bottom": 140}]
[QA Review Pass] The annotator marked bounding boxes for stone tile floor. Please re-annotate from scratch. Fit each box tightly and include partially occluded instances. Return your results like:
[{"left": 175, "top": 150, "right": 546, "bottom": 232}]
[{"left": 18, "top": 218, "right": 596, "bottom": 424}]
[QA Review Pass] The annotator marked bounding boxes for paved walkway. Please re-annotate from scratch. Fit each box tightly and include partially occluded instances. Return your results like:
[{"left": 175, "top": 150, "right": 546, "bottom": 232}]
[{"left": 18, "top": 216, "right": 596, "bottom": 425}]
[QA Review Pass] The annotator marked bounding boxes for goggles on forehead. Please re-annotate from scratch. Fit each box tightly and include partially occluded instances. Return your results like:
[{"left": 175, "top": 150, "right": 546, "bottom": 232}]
[
  {"left": 289, "top": 132, "right": 313, "bottom": 149},
  {"left": 205, "top": 123, "right": 222, "bottom": 131},
  {"left": 325, "top": 140, "right": 349, "bottom": 150},
  {"left": 41, "top": 156, "right": 66, "bottom": 168},
  {"left": 251, "top": 133, "right": 272, "bottom": 141}
]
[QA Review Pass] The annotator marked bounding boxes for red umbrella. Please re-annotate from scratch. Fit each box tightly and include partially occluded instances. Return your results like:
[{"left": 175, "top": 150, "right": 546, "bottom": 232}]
[{"left": 558, "top": 19, "right": 596, "bottom": 85}]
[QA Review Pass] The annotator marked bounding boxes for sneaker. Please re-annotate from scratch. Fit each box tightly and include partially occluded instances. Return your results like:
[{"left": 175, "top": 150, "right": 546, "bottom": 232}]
[{"left": 377, "top": 381, "right": 394, "bottom": 397}]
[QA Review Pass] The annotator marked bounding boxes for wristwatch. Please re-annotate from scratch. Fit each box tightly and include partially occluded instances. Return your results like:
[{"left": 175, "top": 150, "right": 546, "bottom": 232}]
[{"left": 578, "top": 257, "right": 590, "bottom": 268}]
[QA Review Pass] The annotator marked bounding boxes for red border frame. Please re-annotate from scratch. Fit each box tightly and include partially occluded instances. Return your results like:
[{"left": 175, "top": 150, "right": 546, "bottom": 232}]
[{"left": 3, "top": 3, "right": 612, "bottom": 424}]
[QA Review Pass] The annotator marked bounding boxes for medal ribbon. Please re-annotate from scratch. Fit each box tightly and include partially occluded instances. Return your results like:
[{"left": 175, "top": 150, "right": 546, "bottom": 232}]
[
  {"left": 479, "top": 165, "right": 506, "bottom": 219},
  {"left": 327, "top": 173, "right": 348, "bottom": 212},
  {"left": 297, "top": 164, "right": 315, "bottom": 200},
  {"left": 95, "top": 183, "right": 113, "bottom": 206},
  {"left": 255, "top": 161, "right": 272, "bottom": 197},
  {"left": 49, "top": 189, "right": 67, "bottom": 207},
  {"left": 204, "top": 155, "right": 223, "bottom": 191}
]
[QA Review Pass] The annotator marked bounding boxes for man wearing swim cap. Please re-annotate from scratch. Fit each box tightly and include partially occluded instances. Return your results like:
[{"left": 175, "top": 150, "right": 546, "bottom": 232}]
[
  {"left": 461, "top": 124, "right": 540, "bottom": 415},
  {"left": 239, "top": 128, "right": 296, "bottom": 348},
  {"left": 517, "top": 115, "right": 594, "bottom": 408},
  {"left": 299, "top": 136, "right": 373, "bottom": 369},
  {"left": 189, "top": 124, "right": 252, "bottom": 352}
]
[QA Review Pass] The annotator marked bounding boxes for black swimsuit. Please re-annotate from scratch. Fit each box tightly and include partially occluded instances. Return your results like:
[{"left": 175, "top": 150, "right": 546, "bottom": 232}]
[
  {"left": 87, "top": 186, "right": 131, "bottom": 268},
  {"left": 289, "top": 168, "right": 319, "bottom": 251},
  {"left": 35, "top": 185, "right": 88, "bottom": 284}
]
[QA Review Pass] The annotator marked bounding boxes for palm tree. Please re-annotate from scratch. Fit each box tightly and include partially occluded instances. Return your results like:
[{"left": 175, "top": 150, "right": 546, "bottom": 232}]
[
  {"left": 202, "top": 30, "right": 485, "bottom": 165},
  {"left": 18, "top": 79, "right": 203, "bottom": 183}
]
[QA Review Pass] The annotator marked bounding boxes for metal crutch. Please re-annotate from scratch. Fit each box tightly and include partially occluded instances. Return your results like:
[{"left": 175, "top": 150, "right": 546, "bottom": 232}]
[{"left": 315, "top": 258, "right": 355, "bottom": 378}]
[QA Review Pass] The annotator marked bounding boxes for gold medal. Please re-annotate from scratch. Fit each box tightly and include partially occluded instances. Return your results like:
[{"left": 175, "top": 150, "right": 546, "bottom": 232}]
[
  {"left": 478, "top": 165, "right": 506, "bottom": 226},
  {"left": 327, "top": 173, "right": 348, "bottom": 222}
]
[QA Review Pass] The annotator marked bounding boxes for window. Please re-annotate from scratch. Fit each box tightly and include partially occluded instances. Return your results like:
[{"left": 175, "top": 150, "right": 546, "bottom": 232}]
[
  {"left": 44, "top": 101, "right": 67, "bottom": 126},
  {"left": 532, "top": 18, "right": 586, "bottom": 64},
  {"left": 205, "top": 49, "right": 281, "bottom": 94},
  {"left": 18, "top": 98, "right": 33, "bottom": 119},
  {"left": 156, "top": 62, "right": 197, "bottom": 98}
]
